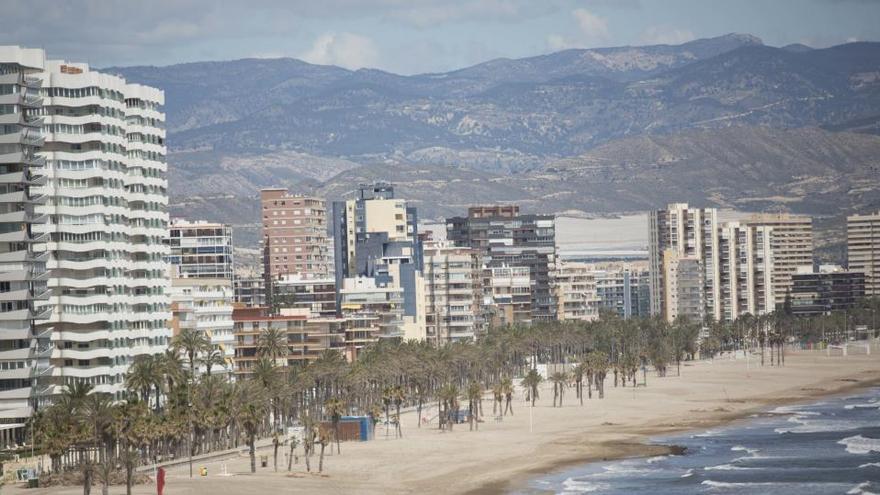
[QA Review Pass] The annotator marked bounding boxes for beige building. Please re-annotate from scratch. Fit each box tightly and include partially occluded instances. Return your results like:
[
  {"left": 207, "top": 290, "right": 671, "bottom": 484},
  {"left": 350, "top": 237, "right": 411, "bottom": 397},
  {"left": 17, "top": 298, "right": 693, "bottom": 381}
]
[
  {"left": 554, "top": 261, "right": 599, "bottom": 321},
  {"left": 260, "top": 188, "right": 329, "bottom": 281},
  {"left": 487, "top": 265, "right": 532, "bottom": 327},
  {"left": 339, "top": 276, "right": 405, "bottom": 358},
  {"left": 662, "top": 250, "right": 705, "bottom": 323},
  {"left": 745, "top": 213, "right": 813, "bottom": 304},
  {"left": 169, "top": 276, "right": 234, "bottom": 375},
  {"left": 848, "top": 211, "right": 880, "bottom": 296},
  {"left": 423, "top": 241, "right": 481, "bottom": 344}
]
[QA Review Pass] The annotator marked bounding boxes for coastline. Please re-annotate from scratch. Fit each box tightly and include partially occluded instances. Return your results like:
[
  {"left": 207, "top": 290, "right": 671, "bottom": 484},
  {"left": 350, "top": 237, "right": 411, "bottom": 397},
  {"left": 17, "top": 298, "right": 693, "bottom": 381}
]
[
  {"left": 27, "top": 349, "right": 880, "bottom": 495},
  {"left": 470, "top": 375, "right": 880, "bottom": 495}
]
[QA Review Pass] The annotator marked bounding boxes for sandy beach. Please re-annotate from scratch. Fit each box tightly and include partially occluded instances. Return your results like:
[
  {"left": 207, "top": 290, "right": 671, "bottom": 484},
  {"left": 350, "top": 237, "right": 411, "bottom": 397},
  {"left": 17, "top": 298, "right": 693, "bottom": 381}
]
[{"left": 22, "top": 348, "right": 880, "bottom": 494}]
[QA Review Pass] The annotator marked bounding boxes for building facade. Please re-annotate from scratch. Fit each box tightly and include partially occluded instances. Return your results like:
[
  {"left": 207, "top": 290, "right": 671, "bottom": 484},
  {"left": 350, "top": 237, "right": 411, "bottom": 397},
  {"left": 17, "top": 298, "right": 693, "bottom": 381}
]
[
  {"left": 271, "top": 275, "right": 336, "bottom": 317},
  {"left": 662, "top": 251, "right": 705, "bottom": 323},
  {"left": 261, "top": 188, "right": 330, "bottom": 304},
  {"left": 338, "top": 277, "right": 404, "bottom": 358},
  {"left": 0, "top": 46, "right": 51, "bottom": 444},
  {"left": 234, "top": 276, "right": 266, "bottom": 307},
  {"left": 423, "top": 241, "right": 481, "bottom": 344},
  {"left": 486, "top": 265, "right": 532, "bottom": 327},
  {"left": 593, "top": 266, "right": 651, "bottom": 319},
  {"left": 34, "top": 59, "right": 169, "bottom": 400},
  {"left": 789, "top": 266, "right": 865, "bottom": 316},
  {"left": 169, "top": 276, "right": 234, "bottom": 375},
  {"left": 848, "top": 211, "right": 880, "bottom": 296},
  {"left": 167, "top": 219, "right": 234, "bottom": 280},
  {"left": 745, "top": 213, "right": 813, "bottom": 305},
  {"left": 331, "top": 183, "right": 424, "bottom": 341},
  {"left": 649, "top": 203, "right": 720, "bottom": 322},
  {"left": 447, "top": 205, "right": 557, "bottom": 322},
  {"left": 232, "top": 306, "right": 346, "bottom": 377},
  {"left": 554, "top": 261, "right": 599, "bottom": 321},
  {"left": 717, "top": 222, "right": 774, "bottom": 321}
]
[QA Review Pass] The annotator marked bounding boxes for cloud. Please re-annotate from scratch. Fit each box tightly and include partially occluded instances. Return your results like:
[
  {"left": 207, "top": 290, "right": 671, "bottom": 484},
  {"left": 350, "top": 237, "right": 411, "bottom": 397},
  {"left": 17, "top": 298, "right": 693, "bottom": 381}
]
[
  {"left": 300, "top": 32, "right": 378, "bottom": 70},
  {"left": 573, "top": 8, "right": 610, "bottom": 39},
  {"left": 639, "top": 26, "right": 696, "bottom": 46},
  {"left": 546, "top": 8, "right": 609, "bottom": 51}
]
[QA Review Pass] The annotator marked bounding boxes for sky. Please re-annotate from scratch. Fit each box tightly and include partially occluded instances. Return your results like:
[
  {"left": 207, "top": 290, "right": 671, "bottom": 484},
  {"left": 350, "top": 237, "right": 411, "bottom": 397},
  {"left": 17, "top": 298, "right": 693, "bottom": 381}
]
[{"left": 2, "top": 0, "right": 878, "bottom": 74}]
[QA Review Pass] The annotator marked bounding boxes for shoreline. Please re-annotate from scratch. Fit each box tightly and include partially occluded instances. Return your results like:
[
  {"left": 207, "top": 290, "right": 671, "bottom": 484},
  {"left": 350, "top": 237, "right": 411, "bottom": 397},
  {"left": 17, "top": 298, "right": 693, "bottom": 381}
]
[{"left": 469, "top": 375, "right": 880, "bottom": 495}]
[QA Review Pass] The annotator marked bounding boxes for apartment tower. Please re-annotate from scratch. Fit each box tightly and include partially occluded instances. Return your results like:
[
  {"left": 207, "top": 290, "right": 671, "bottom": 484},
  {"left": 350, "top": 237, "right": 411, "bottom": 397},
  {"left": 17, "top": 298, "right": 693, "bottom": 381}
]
[
  {"left": 848, "top": 211, "right": 880, "bottom": 296},
  {"left": 167, "top": 218, "right": 234, "bottom": 280},
  {"left": 648, "top": 203, "right": 720, "bottom": 322},
  {"left": 0, "top": 46, "right": 51, "bottom": 445},
  {"left": 422, "top": 240, "right": 481, "bottom": 344},
  {"left": 447, "top": 205, "right": 557, "bottom": 322},
  {"left": 34, "top": 60, "right": 169, "bottom": 400},
  {"left": 745, "top": 213, "right": 813, "bottom": 305}
]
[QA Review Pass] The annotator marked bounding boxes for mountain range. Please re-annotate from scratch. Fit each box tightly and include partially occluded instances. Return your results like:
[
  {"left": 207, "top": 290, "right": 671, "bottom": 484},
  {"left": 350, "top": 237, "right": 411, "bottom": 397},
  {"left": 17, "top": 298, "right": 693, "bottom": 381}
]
[{"left": 106, "top": 34, "right": 880, "bottom": 253}]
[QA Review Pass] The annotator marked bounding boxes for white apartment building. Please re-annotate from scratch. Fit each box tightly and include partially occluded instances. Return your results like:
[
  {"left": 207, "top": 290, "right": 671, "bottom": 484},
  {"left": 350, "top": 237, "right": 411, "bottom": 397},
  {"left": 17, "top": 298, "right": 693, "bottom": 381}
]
[
  {"left": 554, "top": 261, "right": 599, "bottom": 321},
  {"left": 423, "top": 241, "right": 480, "bottom": 344},
  {"left": 170, "top": 277, "right": 234, "bottom": 376},
  {"left": 487, "top": 265, "right": 532, "bottom": 327},
  {"left": 339, "top": 276, "right": 404, "bottom": 359},
  {"left": 848, "top": 211, "right": 880, "bottom": 296},
  {"left": 33, "top": 60, "right": 169, "bottom": 399},
  {"left": 717, "top": 222, "right": 774, "bottom": 321},
  {"left": 649, "top": 203, "right": 721, "bottom": 321},
  {"left": 167, "top": 219, "right": 234, "bottom": 280},
  {"left": 662, "top": 250, "right": 705, "bottom": 323},
  {"left": 0, "top": 46, "right": 51, "bottom": 445}
]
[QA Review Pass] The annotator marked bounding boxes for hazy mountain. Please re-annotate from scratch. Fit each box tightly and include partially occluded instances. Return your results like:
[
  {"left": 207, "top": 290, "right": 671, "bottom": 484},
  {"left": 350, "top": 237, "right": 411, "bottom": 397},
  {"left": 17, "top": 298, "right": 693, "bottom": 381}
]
[{"left": 110, "top": 34, "right": 880, "bottom": 252}]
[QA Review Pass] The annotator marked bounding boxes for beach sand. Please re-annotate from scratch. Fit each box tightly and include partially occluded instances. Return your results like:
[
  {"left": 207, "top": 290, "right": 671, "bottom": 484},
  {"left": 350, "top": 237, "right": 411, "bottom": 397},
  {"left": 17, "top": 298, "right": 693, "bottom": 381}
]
[{"left": 24, "top": 348, "right": 880, "bottom": 494}]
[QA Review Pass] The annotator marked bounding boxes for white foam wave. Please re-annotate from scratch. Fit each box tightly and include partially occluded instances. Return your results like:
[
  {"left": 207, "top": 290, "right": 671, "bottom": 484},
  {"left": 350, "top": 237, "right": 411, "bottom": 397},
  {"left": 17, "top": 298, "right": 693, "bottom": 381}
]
[
  {"left": 845, "top": 401, "right": 880, "bottom": 410},
  {"left": 702, "top": 480, "right": 780, "bottom": 489},
  {"left": 681, "top": 469, "right": 694, "bottom": 478},
  {"left": 847, "top": 481, "right": 879, "bottom": 495},
  {"left": 562, "top": 478, "right": 608, "bottom": 493},
  {"left": 839, "top": 435, "right": 880, "bottom": 455},
  {"left": 645, "top": 455, "right": 667, "bottom": 464},
  {"left": 775, "top": 414, "right": 876, "bottom": 434},
  {"left": 693, "top": 429, "right": 721, "bottom": 438},
  {"left": 769, "top": 405, "right": 821, "bottom": 416},
  {"left": 859, "top": 462, "right": 880, "bottom": 469},
  {"left": 705, "top": 463, "right": 758, "bottom": 471}
]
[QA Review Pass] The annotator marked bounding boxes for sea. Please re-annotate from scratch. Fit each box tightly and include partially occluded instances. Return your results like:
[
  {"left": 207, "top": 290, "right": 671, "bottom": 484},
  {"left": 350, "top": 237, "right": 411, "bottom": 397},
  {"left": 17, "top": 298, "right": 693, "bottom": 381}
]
[{"left": 516, "top": 387, "right": 880, "bottom": 494}]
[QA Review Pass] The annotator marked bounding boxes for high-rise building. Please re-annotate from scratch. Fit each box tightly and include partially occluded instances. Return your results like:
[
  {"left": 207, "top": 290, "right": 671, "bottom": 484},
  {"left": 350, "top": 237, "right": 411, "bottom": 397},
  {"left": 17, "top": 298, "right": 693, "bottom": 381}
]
[
  {"left": 745, "top": 213, "right": 813, "bottom": 305},
  {"left": 331, "top": 183, "right": 425, "bottom": 340},
  {"left": 554, "top": 261, "right": 599, "bottom": 321},
  {"left": 167, "top": 219, "right": 234, "bottom": 280},
  {"left": 261, "top": 188, "right": 330, "bottom": 302},
  {"left": 447, "top": 205, "right": 557, "bottom": 322},
  {"left": 592, "top": 264, "right": 651, "bottom": 319},
  {"left": 663, "top": 251, "right": 705, "bottom": 323},
  {"left": 649, "top": 203, "right": 720, "bottom": 322},
  {"left": 34, "top": 59, "right": 169, "bottom": 400},
  {"left": 423, "top": 241, "right": 481, "bottom": 344},
  {"left": 848, "top": 211, "right": 880, "bottom": 296},
  {"left": 717, "top": 222, "right": 774, "bottom": 321},
  {"left": 0, "top": 46, "right": 51, "bottom": 446}
]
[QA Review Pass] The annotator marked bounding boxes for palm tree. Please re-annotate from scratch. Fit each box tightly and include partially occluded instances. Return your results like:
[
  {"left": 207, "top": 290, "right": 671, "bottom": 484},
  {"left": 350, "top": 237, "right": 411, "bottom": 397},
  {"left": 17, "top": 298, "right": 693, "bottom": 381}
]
[
  {"left": 522, "top": 369, "right": 542, "bottom": 407},
  {"left": 172, "top": 328, "right": 210, "bottom": 381},
  {"left": 549, "top": 371, "right": 568, "bottom": 407},
  {"left": 501, "top": 377, "right": 514, "bottom": 416},
  {"left": 125, "top": 355, "right": 157, "bottom": 406},
  {"left": 234, "top": 381, "right": 268, "bottom": 473},
  {"left": 438, "top": 384, "right": 459, "bottom": 431},
  {"left": 325, "top": 397, "right": 346, "bottom": 454},
  {"left": 572, "top": 363, "right": 586, "bottom": 406},
  {"left": 258, "top": 327, "right": 289, "bottom": 365},
  {"left": 79, "top": 392, "right": 114, "bottom": 495},
  {"left": 467, "top": 382, "right": 482, "bottom": 431},
  {"left": 392, "top": 385, "right": 405, "bottom": 438},
  {"left": 201, "top": 348, "right": 227, "bottom": 376}
]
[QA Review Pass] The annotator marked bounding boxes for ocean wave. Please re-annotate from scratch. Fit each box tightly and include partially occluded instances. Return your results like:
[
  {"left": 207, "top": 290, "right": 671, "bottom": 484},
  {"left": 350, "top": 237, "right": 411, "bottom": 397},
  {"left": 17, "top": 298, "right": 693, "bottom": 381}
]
[
  {"left": 847, "top": 481, "right": 879, "bottom": 495},
  {"left": 693, "top": 429, "right": 721, "bottom": 438},
  {"left": 845, "top": 401, "right": 880, "bottom": 410},
  {"left": 775, "top": 414, "right": 876, "bottom": 434},
  {"left": 702, "top": 480, "right": 780, "bottom": 489},
  {"left": 768, "top": 405, "right": 821, "bottom": 416},
  {"left": 705, "top": 463, "right": 759, "bottom": 471},
  {"left": 562, "top": 478, "right": 608, "bottom": 493},
  {"left": 681, "top": 469, "right": 694, "bottom": 478},
  {"left": 839, "top": 435, "right": 880, "bottom": 455},
  {"left": 645, "top": 455, "right": 667, "bottom": 464},
  {"left": 859, "top": 462, "right": 880, "bottom": 469}
]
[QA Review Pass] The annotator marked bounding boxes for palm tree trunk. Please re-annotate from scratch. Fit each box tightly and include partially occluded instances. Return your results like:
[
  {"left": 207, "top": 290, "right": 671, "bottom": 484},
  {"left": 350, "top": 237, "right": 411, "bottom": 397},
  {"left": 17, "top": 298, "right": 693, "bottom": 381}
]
[
  {"left": 318, "top": 443, "right": 325, "bottom": 473},
  {"left": 248, "top": 433, "right": 256, "bottom": 473}
]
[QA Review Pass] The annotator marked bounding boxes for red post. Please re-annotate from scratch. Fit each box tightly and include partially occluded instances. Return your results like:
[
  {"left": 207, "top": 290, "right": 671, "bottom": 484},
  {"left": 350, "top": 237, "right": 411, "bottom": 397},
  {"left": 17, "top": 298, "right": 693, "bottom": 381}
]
[{"left": 157, "top": 467, "right": 166, "bottom": 495}]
